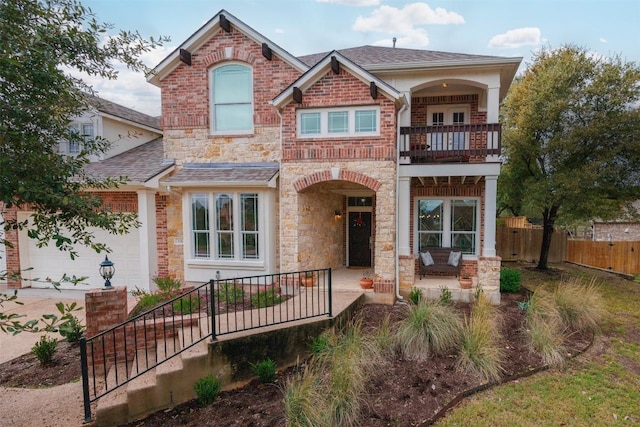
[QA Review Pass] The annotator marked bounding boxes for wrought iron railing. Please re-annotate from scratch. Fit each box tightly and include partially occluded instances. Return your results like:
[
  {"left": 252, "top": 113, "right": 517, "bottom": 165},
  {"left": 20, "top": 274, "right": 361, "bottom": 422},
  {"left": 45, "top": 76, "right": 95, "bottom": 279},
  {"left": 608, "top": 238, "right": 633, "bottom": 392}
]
[
  {"left": 399, "top": 123, "right": 501, "bottom": 163},
  {"left": 80, "top": 268, "right": 332, "bottom": 422}
]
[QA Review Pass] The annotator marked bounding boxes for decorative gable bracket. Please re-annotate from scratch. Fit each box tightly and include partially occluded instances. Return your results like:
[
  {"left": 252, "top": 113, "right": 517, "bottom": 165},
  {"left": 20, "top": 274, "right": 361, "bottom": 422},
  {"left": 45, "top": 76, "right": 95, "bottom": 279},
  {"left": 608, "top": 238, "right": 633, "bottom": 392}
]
[
  {"left": 331, "top": 56, "right": 340, "bottom": 74},
  {"left": 293, "top": 87, "right": 303, "bottom": 104},
  {"left": 179, "top": 49, "right": 191, "bottom": 66},
  {"left": 261, "top": 43, "right": 272, "bottom": 60},
  {"left": 370, "top": 82, "right": 378, "bottom": 99},
  {"left": 220, "top": 14, "right": 231, "bottom": 32}
]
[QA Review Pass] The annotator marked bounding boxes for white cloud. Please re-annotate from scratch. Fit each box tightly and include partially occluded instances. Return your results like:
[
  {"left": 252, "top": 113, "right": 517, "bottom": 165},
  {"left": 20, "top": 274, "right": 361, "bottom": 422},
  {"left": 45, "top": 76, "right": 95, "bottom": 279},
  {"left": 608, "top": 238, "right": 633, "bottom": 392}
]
[
  {"left": 352, "top": 3, "right": 464, "bottom": 47},
  {"left": 317, "top": 0, "right": 381, "bottom": 5},
  {"left": 488, "top": 27, "right": 541, "bottom": 49},
  {"left": 600, "top": 37, "right": 608, "bottom": 43},
  {"left": 66, "top": 44, "right": 175, "bottom": 117},
  {"left": 274, "top": 28, "right": 285, "bottom": 34}
]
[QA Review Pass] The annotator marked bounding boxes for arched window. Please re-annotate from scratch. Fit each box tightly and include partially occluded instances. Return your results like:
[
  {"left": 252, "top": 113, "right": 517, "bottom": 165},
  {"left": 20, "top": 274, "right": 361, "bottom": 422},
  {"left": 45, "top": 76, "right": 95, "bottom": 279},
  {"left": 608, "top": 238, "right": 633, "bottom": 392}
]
[{"left": 210, "top": 64, "right": 253, "bottom": 133}]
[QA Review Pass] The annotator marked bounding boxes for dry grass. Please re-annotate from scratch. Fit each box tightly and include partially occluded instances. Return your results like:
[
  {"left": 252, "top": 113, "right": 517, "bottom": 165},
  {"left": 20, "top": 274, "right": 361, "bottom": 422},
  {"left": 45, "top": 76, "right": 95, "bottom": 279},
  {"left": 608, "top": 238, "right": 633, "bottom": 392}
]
[{"left": 552, "top": 276, "right": 605, "bottom": 333}]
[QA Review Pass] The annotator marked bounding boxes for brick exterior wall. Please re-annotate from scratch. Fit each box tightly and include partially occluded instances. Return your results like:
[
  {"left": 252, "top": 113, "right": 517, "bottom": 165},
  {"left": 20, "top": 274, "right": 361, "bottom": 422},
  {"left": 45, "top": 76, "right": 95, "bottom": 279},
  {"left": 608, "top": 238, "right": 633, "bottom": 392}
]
[
  {"left": 593, "top": 223, "right": 640, "bottom": 241},
  {"left": 155, "top": 194, "right": 169, "bottom": 278},
  {"left": 410, "top": 178, "right": 486, "bottom": 278}
]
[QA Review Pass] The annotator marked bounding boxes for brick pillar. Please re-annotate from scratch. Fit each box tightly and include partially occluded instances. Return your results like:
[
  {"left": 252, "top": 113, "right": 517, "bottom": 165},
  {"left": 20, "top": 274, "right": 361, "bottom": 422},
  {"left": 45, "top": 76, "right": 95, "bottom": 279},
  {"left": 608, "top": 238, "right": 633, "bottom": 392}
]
[{"left": 84, "top": 286, "right": 129, "bottom": 376}]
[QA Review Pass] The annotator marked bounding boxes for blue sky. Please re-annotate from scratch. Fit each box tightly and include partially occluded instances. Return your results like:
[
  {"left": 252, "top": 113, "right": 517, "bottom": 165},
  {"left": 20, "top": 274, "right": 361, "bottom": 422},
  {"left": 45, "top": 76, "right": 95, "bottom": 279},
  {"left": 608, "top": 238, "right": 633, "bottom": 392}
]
[{"left": 79, "top": 0, "right": 640, "bottom": 116}]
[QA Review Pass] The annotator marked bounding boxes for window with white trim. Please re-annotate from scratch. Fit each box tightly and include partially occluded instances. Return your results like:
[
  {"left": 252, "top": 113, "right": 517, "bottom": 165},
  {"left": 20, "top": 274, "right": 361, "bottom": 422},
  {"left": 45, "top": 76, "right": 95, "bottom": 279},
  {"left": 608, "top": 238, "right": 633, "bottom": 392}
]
[
  {"left": 64, "top": 123, "right": 94, "bottom": 155},
  {"left": 417, "top": 198, "right": 478, "bottom": 255},
  {"left": 210, "top": 64, "right": 253, "bottom": 133},
  {"left": 190, "top": 192, "right": 260, "bottom": 260},
  {"left": 298, "top": 106, "right": 379, "bottom": 137}
]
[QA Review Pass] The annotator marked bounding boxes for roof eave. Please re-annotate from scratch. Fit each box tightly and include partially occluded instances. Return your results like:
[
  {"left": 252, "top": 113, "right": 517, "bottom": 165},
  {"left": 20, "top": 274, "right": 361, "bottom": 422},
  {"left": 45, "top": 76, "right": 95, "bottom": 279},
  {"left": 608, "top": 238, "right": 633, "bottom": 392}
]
[
  {"left": 362, "top": 57, "right": 523, "bottom": 73},
  {"left": 148, "top": 9, "right": 309, "bottom": 87}
]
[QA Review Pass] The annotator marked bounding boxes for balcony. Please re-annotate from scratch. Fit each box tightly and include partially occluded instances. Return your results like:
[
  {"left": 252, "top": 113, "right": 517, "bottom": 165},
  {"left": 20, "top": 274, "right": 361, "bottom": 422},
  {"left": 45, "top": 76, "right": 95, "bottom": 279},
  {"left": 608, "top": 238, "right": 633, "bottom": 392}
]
[{"left": 399, "top": 123, "right": 501, "bottom": 164}]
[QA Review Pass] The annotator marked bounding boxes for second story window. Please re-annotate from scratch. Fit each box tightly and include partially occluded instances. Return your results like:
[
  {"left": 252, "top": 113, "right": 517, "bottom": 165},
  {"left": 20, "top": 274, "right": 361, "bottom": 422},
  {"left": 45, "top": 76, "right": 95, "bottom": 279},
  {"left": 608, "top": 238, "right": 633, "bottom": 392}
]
[
  {"left": 66, "top": 123, "right": 94, "bottom": 155},
  {"left": 210, "top": 64, "right": 253, "bottom": 134},
  {"left": 298, "top": 107, "right": 380, "bottom": 138}
]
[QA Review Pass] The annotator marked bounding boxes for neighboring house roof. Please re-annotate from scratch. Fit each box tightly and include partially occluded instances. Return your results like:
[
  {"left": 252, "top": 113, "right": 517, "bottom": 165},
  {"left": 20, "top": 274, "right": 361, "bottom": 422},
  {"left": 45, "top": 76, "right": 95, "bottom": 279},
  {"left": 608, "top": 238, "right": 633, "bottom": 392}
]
[
  {"left": 147, "top": 9, "right": 308, "bottom": 86},
  {"left": 271, "top": 50, "right": 407, "bottom": 109},
  {"left": 86, "top": 94, "right": 161, "bottom": 131},
  {"left": 164, "top": 163, "right": 280, "bottom": 187},
  {"left": 83, "top": 138, "right": 174, "bottom": 184}
]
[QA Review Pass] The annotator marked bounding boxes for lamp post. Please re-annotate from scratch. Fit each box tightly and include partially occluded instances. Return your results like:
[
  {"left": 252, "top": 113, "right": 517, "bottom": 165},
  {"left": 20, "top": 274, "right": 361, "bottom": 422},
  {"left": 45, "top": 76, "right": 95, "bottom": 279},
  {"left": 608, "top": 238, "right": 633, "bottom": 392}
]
[{"left": 99, "top": 256, "right": 115, "bottom": 289}]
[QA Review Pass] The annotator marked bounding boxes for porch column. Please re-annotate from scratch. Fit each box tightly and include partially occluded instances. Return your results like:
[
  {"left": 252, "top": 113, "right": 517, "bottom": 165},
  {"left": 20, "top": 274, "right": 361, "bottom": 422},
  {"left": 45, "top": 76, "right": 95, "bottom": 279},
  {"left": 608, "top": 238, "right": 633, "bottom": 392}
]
[
  {"left": 137, "top": 190, "right": 158, "bottom": 291},
  {"left": 487, "top": 86, "right": 500, "bottom": 123},
  {"left": 483, "top": 175, "right": 498, "bottom": 257},
  {"left": 398, "top": 176, "right": 411, "bottom": 256}
]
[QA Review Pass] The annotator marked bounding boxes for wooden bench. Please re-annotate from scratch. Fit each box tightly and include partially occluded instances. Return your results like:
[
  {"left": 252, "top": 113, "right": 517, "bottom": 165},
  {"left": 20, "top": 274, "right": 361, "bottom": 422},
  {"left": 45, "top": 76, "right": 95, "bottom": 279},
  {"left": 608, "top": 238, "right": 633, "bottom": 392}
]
[{"left": 419, "top": 247, "right": 463, "bottom": 279}]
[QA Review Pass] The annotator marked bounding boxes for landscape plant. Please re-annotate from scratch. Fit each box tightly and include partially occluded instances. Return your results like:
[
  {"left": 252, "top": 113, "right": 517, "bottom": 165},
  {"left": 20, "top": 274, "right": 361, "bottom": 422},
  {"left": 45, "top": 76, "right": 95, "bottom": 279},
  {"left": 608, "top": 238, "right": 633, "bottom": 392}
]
[
  {"left": 456, "top": 294, "right": 504, "bottom": 382},
  {"left": 250, "top": 288, "right": 283, "bottom": 308},
  {"left": 408, "top": 286, "right": 423, "bottom": 305},
  {"left": 500, "top": 268, "right": 521, "bottom": 293},
  {"left": 172, "top": 294, "right": 204, "bottom": 315},
  {"left": 217, "top": 281, "right": 244, "bottom": 304},
  {"left": 552, "top": 276, "right": 604, "bottom": 332},
  {"left": 193, "top": 374, "right": 221, "bottom": 407},
  {"left": 31, "top": 335, "right": 58, "bottom": 365},
  {"left": 439, "top": 286, "right": 453, "bottom": 305},
  {"left": 250, "top": 358, "right": 277, "bottom": 383},
  {"left": 394, "top": 299, "right": 462, "bottom": 360}
]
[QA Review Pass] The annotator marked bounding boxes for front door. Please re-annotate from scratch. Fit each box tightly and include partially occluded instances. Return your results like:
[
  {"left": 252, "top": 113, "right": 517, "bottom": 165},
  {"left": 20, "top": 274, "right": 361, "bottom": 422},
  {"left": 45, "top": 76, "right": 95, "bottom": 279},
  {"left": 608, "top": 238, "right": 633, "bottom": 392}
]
[{"left": 348, "top": 212, "right": 372, "bottom": 267}]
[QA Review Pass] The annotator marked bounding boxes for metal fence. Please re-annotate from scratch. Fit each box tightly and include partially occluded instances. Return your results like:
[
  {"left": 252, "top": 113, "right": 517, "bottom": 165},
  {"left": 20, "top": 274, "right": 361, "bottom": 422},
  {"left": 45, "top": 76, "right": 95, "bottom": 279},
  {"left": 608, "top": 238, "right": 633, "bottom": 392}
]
[{"left": 79, "top": 268, "right": 332, "bottom": 422}]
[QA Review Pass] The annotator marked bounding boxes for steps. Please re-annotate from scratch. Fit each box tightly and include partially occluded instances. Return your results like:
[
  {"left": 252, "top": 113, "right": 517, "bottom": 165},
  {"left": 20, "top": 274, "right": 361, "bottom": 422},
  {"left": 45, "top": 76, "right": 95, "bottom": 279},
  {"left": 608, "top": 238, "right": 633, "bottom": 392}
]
[{"left": 94, "top": 320, "right": 211, "bottom": 426}]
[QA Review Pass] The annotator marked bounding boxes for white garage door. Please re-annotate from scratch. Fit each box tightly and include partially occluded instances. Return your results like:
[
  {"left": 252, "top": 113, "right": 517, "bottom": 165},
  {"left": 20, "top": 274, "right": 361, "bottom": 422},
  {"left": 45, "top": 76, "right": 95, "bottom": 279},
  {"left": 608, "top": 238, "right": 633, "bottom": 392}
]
[{"left": 19, "top": 217, "right": 141, "bottom": 291}]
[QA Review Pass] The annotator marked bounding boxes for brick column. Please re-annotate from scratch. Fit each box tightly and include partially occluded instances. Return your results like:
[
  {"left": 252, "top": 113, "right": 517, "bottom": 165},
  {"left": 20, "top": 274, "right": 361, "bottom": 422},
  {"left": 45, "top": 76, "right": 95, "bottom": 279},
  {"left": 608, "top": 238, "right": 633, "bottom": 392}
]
[{"left": 85, "top": 286, "right": 129, "bottom": 375}]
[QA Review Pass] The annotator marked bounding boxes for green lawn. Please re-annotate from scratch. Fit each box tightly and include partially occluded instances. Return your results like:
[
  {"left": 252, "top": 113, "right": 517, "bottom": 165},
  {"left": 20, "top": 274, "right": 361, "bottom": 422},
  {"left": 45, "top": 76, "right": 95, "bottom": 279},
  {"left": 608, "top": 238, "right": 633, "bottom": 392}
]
[{"left": 436, "top": 263, "right": 640, "bottom": 426}]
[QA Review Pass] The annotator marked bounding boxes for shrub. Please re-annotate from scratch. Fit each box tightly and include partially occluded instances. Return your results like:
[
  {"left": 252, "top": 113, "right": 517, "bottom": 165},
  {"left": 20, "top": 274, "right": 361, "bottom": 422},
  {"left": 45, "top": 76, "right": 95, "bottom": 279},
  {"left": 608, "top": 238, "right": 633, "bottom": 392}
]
[
  {"left": 217, "top": 281, "right": 244, "bottom": 304},
  {"left": 408, "top": 287, "right": 423, "bottom": 305},
  {"left": 395, "top": 299, "right": 462, "bottom": 360},
  {"left": 32, "top": 335, "right": 58, "bottom": 364},
  {"left": 456, "top": 294, "right": 504, "bottom": 382},
  {"left": 525, "top": 290, "right": 566, "bottom": 368},
  {"left": 193, "top": 374, "right": 221, "bottom": 407},
  {"left": 439, "top": 286, "right": 452, "bottom": 305},
  {"left": 250, "top": 358, "right": 277, "bottom": 383},
  {"left": 129, "top": 290, "right": 164, "bottom": 317},
  {"left": 552, "top": 276, "right": 604, "bottom": 333},
  {"left": 500, "top": 268, "right": 522, "bottom": 293},
  {"left": 172, "top": 294, "right": 204, "bottom": 315},
  {"left": 250, "top": 288, "right": 283, "bottom": 308},
  {"left": 153, "top": 276, "right": 183, "bottom": 295}
]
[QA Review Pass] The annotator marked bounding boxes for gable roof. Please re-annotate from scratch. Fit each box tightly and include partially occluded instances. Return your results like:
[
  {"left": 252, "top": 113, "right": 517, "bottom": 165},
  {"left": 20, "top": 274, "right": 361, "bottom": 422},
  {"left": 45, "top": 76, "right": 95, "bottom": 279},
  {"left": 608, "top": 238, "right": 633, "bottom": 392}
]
[
  {"left": 298, "top": 45, "right": 521, "bottom": 71},
  {"left": 86, "top": 94, "right": 161, "bottom": 131},
  {"left": 163, "top": 162, "right": 279, "bottom": 187},
  {"left": 147, "top": 9, "right": 308, "bottom": 86},
  {"left": 271, "top": 50, "right": 407, "bottom": 109},
  {"left": 82, "top": 138, "right": 174, "bottom": 185}
]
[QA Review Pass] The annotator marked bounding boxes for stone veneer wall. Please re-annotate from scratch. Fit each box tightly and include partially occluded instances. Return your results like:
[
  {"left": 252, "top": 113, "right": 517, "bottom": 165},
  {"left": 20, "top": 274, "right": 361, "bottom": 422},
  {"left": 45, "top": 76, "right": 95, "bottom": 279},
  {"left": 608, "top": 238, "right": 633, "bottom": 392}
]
[
  {"left": 477, "top": 256, "right": 501, "bottom": 289},
  {"left": 280, "top": 161, "right": 396, "bottom": 282},
  {"left": 165, "top": 192, "right": 184, "bottom": 282}
]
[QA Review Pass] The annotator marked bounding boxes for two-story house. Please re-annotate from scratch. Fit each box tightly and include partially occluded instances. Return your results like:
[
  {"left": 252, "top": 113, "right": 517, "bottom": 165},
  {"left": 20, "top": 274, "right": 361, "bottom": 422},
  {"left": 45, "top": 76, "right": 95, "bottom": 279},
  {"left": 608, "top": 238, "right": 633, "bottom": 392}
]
[
  {"left": 2, "top": 95, "right": 171, "bottom": 289},
  {"left": 147, "top": 10, "right": 520, "bottom": 301}
]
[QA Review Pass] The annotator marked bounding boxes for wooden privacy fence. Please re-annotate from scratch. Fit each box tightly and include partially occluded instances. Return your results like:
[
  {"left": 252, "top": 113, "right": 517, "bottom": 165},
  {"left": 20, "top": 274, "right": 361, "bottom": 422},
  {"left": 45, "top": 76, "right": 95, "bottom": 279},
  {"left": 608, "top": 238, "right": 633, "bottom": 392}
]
[
  {"left": 496, "top": 226, "right": 567, "bottom": 263},
  {"left": 567, "top": 240, "right": 640, "bottom": 275}
]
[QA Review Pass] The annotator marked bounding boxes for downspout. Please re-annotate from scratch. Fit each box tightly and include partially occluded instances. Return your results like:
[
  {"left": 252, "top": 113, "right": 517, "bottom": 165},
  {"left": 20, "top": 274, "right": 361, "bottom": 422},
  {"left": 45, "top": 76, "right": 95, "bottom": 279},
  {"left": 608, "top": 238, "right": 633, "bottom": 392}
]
[{"left": 395, "top": 103, "right": 408, "bottom": 301}]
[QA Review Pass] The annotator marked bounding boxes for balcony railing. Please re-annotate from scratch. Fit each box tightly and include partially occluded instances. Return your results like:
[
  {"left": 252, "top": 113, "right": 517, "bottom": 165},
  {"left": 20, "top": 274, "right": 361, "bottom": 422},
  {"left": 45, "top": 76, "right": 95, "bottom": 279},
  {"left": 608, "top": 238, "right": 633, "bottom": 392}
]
[{"left": 399, "top": 123, "right": 501, "bottom": 163}]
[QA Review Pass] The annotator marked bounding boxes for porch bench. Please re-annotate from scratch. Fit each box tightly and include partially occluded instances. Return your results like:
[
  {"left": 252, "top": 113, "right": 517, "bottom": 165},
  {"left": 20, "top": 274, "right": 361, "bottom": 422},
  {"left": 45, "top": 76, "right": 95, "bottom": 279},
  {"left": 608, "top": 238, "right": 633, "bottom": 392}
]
[{"left": 419, "top": 247, "right": 462, "bottom": 279}]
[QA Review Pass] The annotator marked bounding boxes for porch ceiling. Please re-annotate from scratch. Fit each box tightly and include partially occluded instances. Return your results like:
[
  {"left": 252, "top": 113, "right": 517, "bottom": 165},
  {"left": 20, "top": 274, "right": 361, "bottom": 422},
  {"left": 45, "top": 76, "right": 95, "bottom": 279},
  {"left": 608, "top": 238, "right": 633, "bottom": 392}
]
[{"left": 399, "top": 161, "right": 501, "bottom": 181}]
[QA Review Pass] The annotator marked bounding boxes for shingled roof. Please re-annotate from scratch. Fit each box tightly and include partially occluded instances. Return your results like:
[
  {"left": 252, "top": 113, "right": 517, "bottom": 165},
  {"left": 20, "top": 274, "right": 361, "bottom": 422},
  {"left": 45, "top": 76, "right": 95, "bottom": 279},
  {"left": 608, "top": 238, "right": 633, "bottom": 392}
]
[
  {"left": 83, "top": 138, "right": 173, "bottom": 184},
  {"left": 164, "top": 163, "right": 279, "bottom": 186},
  {"left": 87, "top": 94, "right": 161, "bottom": 131},
  {"left": 298, "top": 45, "right": 516, "bottom": 68}
]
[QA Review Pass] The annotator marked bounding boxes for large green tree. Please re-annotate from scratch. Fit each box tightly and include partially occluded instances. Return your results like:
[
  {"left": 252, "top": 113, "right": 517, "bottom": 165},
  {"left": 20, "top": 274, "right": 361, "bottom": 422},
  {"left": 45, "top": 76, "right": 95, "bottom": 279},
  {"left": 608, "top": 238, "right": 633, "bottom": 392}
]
[
  {"left": 500, "top": 45, "right": 640, "bottom": 269},
  {"left": 0, "top": 0, "right": 168, "bottom": 257},
  {"left": 0, "top": 0, "right": 168, "bottom": 332}
]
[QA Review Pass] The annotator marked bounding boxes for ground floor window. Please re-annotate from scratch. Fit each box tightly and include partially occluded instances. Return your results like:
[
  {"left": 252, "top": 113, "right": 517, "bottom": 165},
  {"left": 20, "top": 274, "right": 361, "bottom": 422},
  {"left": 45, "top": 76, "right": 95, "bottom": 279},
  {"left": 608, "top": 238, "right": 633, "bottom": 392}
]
[
  {"left": 417, "top": 198, "right": 478, "bottom": 254},
  {"left": 190, "top": 192, "right": 260, "bottom": 260}
]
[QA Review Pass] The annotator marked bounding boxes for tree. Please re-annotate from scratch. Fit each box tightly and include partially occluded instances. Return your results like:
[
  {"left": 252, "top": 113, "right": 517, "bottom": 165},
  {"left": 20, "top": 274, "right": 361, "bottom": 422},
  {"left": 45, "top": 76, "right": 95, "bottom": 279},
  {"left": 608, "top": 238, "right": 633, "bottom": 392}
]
[
  {"left": 0, "top": 0, "right": 168, "bottom": 257},
  {"left": 0, "top": 0, "right": 168, "bottom": 331},
  {"left": 500, "top": 45, "right": 640, "bottom": 269}
]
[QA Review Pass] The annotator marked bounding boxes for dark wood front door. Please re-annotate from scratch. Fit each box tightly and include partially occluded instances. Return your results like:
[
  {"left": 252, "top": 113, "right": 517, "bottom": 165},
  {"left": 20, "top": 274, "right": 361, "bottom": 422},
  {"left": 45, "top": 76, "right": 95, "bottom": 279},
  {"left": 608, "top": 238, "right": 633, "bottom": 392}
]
[{"left": 348, "top": 212, "right": 372, "bottom": 267}]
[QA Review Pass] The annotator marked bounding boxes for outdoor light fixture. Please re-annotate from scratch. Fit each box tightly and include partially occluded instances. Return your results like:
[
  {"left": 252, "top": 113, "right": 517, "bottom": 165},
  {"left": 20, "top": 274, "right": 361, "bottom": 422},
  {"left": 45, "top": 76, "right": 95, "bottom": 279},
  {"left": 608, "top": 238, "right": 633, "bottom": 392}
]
[
  {"left": 99, "top": 256, "right": 115, "bottom": 289},
  {"left": 334, "top": 210, "right": 343, "bottom": 220}
]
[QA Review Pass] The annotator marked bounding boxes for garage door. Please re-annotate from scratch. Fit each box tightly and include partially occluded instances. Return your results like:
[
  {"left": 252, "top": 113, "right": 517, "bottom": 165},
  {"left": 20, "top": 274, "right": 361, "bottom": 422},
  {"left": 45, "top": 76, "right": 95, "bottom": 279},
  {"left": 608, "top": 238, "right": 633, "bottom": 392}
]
[{"left": 18, "top": 215, "right": 141, "bottom": 291}]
